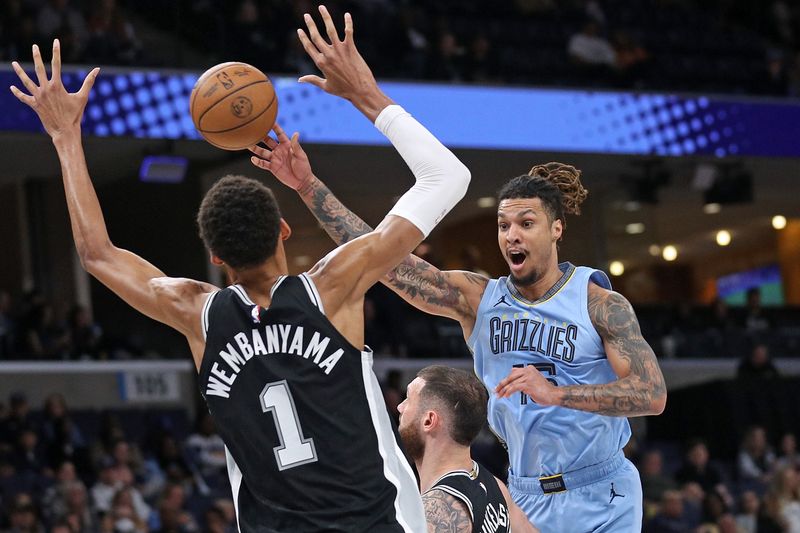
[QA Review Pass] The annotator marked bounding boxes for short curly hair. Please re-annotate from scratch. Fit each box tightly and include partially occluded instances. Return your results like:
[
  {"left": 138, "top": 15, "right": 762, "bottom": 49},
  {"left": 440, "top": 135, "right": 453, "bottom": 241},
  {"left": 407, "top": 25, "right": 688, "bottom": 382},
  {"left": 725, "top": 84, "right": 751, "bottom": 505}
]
[
  {"left": 497, "top": 162, "right": 588, "bottom": 228},
  {"left": 197, "top": 175, "right": 282, "bottom": 269}
]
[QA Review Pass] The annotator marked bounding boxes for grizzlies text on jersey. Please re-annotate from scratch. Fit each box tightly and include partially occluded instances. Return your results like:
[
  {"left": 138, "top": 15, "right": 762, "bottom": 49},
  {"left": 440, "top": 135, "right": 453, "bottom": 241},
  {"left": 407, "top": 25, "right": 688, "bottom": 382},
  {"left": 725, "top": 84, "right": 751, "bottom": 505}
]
[{"left": 468, "top": 263, "right": 632, "bottom": 478}]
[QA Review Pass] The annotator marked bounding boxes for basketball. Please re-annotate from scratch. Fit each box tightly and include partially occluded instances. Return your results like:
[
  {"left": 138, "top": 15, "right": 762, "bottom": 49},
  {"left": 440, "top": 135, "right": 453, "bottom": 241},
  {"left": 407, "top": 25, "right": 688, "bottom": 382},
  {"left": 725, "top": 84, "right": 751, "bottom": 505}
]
[{"left": 190, "top": 62, "right": 278, "bottom": 151}]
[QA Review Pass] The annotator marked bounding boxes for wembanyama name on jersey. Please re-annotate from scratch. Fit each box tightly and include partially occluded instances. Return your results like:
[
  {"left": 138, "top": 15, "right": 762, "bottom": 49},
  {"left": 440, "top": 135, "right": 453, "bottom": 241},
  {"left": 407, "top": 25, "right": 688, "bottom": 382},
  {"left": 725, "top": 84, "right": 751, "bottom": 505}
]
[{"left": 205, "top": 323, "right": 344, "bottom": 399}]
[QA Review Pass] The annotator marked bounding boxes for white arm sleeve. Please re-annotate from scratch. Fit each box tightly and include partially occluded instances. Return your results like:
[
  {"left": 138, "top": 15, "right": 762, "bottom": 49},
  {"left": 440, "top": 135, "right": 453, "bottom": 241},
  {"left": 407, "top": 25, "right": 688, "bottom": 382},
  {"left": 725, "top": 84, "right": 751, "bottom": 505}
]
[{"left": 374, "top": 105, "right": 470, "bottom": 237}]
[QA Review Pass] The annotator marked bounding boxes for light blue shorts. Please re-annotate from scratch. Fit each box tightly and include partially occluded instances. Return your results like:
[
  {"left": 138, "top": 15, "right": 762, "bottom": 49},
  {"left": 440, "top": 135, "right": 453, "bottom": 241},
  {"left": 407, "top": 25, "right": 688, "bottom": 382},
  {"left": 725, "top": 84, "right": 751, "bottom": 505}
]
[{"left": 508, "top": 452, "right": 642, "bottom": 533}]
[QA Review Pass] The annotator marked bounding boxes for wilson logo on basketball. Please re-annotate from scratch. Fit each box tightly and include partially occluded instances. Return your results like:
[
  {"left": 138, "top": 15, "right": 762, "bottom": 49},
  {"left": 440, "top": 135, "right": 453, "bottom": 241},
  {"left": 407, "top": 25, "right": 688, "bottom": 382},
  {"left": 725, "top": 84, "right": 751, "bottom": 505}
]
[{"left": 231, "top": 97, "right": 253, "bottom": 118}]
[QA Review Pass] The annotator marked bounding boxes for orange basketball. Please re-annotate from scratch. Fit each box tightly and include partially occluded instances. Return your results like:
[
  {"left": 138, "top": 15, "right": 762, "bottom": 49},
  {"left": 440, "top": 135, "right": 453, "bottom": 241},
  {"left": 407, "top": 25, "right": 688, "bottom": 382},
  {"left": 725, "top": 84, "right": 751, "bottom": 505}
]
[{"left": 190, "top": 62, "right": 278, "bottom": 151}]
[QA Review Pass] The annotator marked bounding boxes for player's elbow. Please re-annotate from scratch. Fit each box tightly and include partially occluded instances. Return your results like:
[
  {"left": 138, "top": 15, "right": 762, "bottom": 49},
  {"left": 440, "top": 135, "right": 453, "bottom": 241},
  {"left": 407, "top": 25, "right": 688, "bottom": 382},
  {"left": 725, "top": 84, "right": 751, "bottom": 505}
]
[
  {"left": 77, "top": 241, "right": 113, "bottom": 274},
  {"left": 651, "top": 388, "right": 667, "bottom": 415},
  {"left": 450, "top": 161, "right": 471, "bottom": 199}
]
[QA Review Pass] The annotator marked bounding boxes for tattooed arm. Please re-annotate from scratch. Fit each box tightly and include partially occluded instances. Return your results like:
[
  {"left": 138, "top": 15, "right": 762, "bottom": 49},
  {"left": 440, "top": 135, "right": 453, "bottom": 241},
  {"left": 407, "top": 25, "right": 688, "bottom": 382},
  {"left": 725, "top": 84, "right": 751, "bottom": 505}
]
[
  {"left": 422, "top": 489, "right": 472, "bottom": 533},
  {"left": 496, "top": 283, "right": 666, "bottom": 416},
  {"left": 250, "top": 126, "right": 488, "bottom": 336}
]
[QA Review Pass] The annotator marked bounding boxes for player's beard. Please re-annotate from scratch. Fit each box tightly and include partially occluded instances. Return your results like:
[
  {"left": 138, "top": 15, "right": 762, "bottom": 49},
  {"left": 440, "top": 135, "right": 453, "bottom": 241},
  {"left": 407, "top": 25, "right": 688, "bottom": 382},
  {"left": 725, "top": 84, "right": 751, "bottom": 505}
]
[
  {"left": 509, "top": 265, "right": 545, "bottom": 288},
  {"left": 399, "top": 421, "right": 425, "bottom": 462}
]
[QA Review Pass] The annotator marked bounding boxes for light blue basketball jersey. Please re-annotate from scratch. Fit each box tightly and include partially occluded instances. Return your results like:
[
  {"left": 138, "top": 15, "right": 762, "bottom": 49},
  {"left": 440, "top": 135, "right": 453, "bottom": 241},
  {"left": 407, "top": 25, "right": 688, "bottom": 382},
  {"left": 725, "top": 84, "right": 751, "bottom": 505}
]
[{"left": 468, "top": 262, "right": 631, "bottom": 478}]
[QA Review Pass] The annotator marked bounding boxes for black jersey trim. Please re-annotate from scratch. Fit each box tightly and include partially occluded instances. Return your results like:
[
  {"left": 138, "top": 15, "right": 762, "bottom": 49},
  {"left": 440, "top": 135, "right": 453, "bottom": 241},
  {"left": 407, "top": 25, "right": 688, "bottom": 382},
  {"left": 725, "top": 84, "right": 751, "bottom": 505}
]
[
  {"left": 427, "top": 470, "right": 473, "bottom": 491},
  {"left": 431, "top": 486, "right": 475, "bottom": 521},
  {"left": 299, "top": 273, "right": 324, "bottom": 313},
  {"left": 201, "top": 291, "right": 219, "bottom": 340},
  {"left": 230, "top": 284, "right": 255, "bottom": 306},
  {"left": 269, "top": 275, "right": 287, "bottom": 297}
]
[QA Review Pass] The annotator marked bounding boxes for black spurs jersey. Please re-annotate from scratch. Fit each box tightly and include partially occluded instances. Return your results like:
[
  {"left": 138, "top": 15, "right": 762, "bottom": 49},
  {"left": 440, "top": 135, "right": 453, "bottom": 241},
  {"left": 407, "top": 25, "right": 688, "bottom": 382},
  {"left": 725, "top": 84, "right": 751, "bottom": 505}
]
[
  {"left": 198, "top": 274, "right": 425, "bottom": 532},
  {"left": 424, "top": 461, "right": 511, "bottom": 533}
]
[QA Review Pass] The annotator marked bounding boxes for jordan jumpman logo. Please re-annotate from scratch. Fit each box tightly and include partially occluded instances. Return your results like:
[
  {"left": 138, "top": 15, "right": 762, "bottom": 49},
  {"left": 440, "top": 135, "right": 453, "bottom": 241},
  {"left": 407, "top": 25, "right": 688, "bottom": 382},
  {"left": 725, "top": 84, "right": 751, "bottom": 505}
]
[{"left": 609, "top": 483, "right": 625, "bottom": 504}]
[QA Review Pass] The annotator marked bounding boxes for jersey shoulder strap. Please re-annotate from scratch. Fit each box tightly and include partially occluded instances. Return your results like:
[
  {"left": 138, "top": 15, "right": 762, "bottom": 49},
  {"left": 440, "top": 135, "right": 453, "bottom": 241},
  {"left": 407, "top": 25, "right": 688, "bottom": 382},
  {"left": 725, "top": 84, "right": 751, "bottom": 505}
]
[{"left": 424, "top": 469, "right": 478, "bottom": 522}]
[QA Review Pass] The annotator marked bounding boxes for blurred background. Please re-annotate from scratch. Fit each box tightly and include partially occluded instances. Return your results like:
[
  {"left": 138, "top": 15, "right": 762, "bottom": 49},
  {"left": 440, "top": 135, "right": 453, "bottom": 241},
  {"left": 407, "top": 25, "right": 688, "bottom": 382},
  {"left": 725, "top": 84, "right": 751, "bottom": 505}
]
[{"left": 1, "top": 0, "right": 800, "bottom": 532}]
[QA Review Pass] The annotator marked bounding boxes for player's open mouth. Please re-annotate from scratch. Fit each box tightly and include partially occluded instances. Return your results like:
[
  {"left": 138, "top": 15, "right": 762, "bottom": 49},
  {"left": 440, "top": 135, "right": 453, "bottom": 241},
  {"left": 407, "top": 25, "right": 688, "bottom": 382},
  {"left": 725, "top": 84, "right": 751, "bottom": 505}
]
[{"left": 509, "top": 251, "right": 526, "bottom": 266}]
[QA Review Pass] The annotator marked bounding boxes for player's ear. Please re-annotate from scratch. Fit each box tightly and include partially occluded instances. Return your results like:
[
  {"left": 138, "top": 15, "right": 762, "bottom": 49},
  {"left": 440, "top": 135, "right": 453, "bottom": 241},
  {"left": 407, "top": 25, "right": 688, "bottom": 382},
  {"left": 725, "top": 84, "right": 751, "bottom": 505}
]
[
  {"left": 279, "top": 218, "right": 292, "bottom": 241},
  {"left": 210, "top": 253, "right": 224, "bottom": 266},
  {"left": 422, "top": 410, "right": 437, "bottom": 433},
  {"left": 551, "top": 218, "right": 563, "bottom": 242}
]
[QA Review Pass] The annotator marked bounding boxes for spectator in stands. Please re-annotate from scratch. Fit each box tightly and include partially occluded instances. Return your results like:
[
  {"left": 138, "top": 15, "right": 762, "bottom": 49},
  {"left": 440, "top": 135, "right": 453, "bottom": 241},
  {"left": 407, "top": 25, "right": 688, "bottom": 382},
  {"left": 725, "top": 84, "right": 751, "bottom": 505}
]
[
  {"left": 646, "top": 489, "right": 691, "bottom": 532},
  {"left": 36, "top": 0, "right": 88, "bottom": 62},
  {"left": 40, "top": 461, "right": 78, "bottom": 522},
  {"left": 55, "top": 479, "right": 95, "bottom": 532},
  {"left": 612, "top": 30, "right": 650, "bottom": 87},
  {"left": 699, "top": 490, "right": 731, "bottom": 529},
  {"left": 41, "top": 394, "right": 89, "bottom": 471},
  {"left": 0, "top": 0, "right": 38, "bottom": 62},
  {"left": 738, "top": 426, "right": 776, "bottom": 492},
  {"left": 91, "top": 456, "right": 119, "bottom": 514},
  {"left": 20, "top": 302, "right": 70, "bottom": 359},
  {"left": 640, "top": 449, "right": 677, "bottom": 505},
  {"left": 225, "top": 0, "right": 272, "bottom": 73},
  {"left": 675, "top": 439, "right": 724, "bottom": 493},
  {"left": 5, "top": 492, "right": 45, "bottom": 533},
  {"left": 112, "top": 463, "right": 151, "bottom": 524},
  {"left": 464, "top": 33, "right": 498, "bottom": 83},
  {"left": 153, "top": 483, "right": 198, "bottom": 532},
  {"left": 397, "top": 6, "right": 428, "bottom": 79},
  {"left": 107, "top": 487, "right": 149, "bottom": 533},
  {"left": 185, "top": 412, "right": 226, "bottom": 488},
  {"left": 83, "top": 0, "right": 141, "bottom": 66},
  {"left": 0, "top": 392, "right": 34, "bottom": 453},
  {"left": 734, "top": 490, "right": 760, "bottom": 533},
  {"left": 737, "top": 343, "right": 780, "bottom": 380},
  {"left": 753, "top": 50, "right": 790, "bottom": 96},
  {"left": 567, "top": 20, "right": 616, "bottom": 68},
  {"left": 13, "top": 429, "right": 46, "bottom": 476},
  {"left": 743, "top": 287, "right": 772, "bottom": 334},
  {"left": 202, "top": 503, "right": 234, "bottom": 533},
  {"left": 767, "top": 465, "right": 800, "bottom": 531},
  {"left": 680, "top": 481, "right": 706, "bottom": 528},
  {"left": 67, "top": 306, "right": 104, "bottom": 360},
  {"left": 776, "top": 433, "right": 800, "bottom": 470},
  {"left": 427, "top": 31, "right": 465, "bottom": 81}
]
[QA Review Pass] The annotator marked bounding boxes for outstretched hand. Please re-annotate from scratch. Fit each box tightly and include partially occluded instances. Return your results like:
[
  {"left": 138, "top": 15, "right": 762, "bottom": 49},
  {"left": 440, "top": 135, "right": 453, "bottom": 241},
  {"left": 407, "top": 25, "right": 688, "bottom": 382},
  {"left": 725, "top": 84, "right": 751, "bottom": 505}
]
[
  {"left": 296, "top": 5, "right": 379, "bottom": 103},
  {"left": 495, "top": 365, "right": 559, "bottom": 406},
  {"left": 10, "top": 39, "right": 100, "bottom": 140},
  {"left": 249, "top": 124, "right": 314, "bottom": 192}
]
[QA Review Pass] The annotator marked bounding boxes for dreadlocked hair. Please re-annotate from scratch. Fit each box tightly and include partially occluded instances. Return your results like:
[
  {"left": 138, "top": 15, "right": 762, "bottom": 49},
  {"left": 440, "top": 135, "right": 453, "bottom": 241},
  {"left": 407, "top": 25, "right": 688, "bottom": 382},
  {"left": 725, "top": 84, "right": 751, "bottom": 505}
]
[
  {"left": 497, "top": 162, "right": 588, "bottom": 227},
  {"left": 528, "top": 162, "right": 588, "bottom": 215}
]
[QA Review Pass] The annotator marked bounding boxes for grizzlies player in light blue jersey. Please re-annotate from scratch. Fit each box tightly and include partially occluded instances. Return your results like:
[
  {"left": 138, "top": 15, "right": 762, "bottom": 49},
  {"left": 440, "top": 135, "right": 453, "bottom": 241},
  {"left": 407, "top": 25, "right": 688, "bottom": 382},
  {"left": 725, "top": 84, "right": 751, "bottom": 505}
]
[{"left": 255, "top": 133, "right": 667, "bottom": 531}]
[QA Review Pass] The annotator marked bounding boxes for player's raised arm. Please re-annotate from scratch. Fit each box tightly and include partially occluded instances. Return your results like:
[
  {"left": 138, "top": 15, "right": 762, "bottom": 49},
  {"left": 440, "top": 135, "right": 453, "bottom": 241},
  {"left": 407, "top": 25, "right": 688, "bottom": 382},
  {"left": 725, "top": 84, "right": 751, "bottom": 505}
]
[
  {"left": 9, "top": 41, "right": 213, "bottom": 337},
  {"left": 250, "top": 124, "right": 487, "bottom": 336},
  {"left": 289, "top": 6, "right": 471, "bottom": 312}
]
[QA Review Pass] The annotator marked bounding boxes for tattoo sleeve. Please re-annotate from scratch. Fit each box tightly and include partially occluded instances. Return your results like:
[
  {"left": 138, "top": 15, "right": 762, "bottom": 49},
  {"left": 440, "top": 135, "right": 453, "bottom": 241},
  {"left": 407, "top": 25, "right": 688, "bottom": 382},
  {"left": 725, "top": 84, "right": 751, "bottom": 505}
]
[
  {"left": 299, "top": 178, "right": 373, "bottom": 244},
  {"left": 422, "top": 489, "right": 473, "bottom": 533},
  {"left": 557, "top": 287, "right": 667, "bottom": 417},
  {"left": 298, "top": 177, "right": 487, "bottom": 321}
]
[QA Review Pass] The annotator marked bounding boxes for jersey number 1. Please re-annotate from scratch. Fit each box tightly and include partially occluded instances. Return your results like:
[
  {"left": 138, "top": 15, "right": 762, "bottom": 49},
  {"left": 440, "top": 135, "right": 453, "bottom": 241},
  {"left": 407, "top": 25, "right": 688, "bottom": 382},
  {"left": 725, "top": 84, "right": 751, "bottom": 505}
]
[{"left": 260, "top": 380, "right": 318, "bottom": 471}]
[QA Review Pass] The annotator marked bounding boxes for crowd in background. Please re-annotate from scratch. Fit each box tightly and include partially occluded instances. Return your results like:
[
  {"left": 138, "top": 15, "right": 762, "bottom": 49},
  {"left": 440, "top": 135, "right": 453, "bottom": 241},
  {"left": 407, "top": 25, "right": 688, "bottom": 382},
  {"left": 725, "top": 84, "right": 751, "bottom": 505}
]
[
  {"left": 2, "top": 0, "right": 800, "bottom": 96},
  {"left": 1, "top": 389, "right": 800, "bottom": 532},
  {"left": 0, "top": 392, "right": 237, "bottom": 532}
]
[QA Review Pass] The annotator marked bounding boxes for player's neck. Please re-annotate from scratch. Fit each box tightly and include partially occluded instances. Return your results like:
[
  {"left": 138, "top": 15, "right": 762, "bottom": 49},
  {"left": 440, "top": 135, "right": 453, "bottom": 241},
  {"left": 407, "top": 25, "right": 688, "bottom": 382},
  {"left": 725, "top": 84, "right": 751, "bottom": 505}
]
[
  {"left": 512, "top": 258, "right": 563, "bottom": 301},
  {"left": 228, "top": 261, "right": 287, "bottom": 306},
  {"left": 416, "top": 444, "right": 473, "bottom": 493}
]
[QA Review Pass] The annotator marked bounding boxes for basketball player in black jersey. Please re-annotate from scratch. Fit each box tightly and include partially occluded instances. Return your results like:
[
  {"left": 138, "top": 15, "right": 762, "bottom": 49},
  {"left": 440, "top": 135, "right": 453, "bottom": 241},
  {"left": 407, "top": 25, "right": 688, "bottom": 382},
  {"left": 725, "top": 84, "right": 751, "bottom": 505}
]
[
  {"left": 397, "top": 366, "right": 539, "bottom": 533},
  {"left": 10, "top": 6, "right": 471, "bottom": 532}
]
